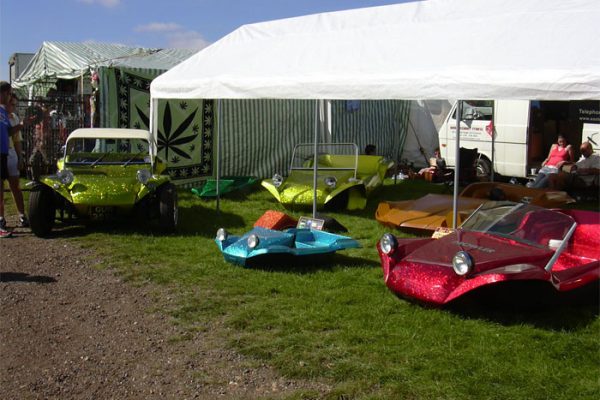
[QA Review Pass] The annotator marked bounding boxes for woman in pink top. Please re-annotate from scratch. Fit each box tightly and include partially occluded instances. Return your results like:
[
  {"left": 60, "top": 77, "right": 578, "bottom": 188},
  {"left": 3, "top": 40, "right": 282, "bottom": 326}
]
[{"left": 528, "top": 134, "right": 574, "bottom": 188}]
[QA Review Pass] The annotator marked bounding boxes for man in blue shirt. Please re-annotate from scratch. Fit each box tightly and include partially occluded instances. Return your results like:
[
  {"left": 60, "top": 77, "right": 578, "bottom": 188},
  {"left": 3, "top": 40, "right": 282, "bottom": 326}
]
[{"left": 1, "top": 81, "right": 14, "bottom": 237}]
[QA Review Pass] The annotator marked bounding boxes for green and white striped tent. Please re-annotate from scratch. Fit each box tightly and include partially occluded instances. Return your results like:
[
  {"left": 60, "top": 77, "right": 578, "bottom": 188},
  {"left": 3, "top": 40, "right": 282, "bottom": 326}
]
[
  {"left": 217, "top": 99, "right": 412, "bottom": 179},
  {"left": 147, "top": 97, "right": 416, "bottom": 186},
  {"left": 12, "top": 41, "right": 159, "bottom": 95}
]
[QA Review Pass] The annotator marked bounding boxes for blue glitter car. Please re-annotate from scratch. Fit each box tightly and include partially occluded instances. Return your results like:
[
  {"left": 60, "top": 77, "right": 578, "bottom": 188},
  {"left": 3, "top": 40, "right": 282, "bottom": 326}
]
[{"left": 215, "top": 217, "right": 360, "bottom": 266}]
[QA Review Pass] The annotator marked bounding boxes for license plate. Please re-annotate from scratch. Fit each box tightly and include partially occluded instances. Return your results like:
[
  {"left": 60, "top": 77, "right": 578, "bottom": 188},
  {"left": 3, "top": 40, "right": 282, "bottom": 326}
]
[{"left": 90, "top": 206, "right": 114, "bottom": 220}]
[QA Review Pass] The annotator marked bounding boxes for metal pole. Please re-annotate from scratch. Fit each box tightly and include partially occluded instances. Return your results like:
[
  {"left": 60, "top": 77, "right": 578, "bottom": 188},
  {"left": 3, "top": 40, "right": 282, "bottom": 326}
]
[
  {"left": 312, "top": 100, "right": 320, "bottom": 218},
  {"left": 149, "top": 97, "right": 157, "bottom": 171},
  {"left": 452, "top": 100, "right": 462, "bottom": 229},
  {"left": 80, "top": 73, "right": 85, "bottom": 127},
  {"left": 491, "top": 102, "right": 495, "bottom": 182},
  {"left": 216, "top": 99, "right": 222, "bottom": 214}
]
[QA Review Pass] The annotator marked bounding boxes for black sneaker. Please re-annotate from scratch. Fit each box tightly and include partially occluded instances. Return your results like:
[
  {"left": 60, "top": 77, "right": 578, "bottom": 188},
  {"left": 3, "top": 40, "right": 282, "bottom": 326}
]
[{"left": 18, "top": 215, "right": 29, "bottom": 228}]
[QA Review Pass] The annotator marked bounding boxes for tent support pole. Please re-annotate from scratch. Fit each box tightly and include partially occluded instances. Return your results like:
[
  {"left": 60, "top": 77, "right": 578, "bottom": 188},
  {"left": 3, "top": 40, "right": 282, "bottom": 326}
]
[
  {"left": 312, "top": 100, "right": 320, "bottom": 219},
  {"left": 81, "top": 72, "right": 85, "bottom": 127},
  {"left": 452, "top": 100, "right": 462, "bottom": 229},
  {"left": 216, "top": 99, "right": 222, "bottom": 214},
  {"left": 149, "top": 97, "right": 158, "bottom": 171},
  {"left": 491, "top": 102, "right": 495, "bottom": 182}
]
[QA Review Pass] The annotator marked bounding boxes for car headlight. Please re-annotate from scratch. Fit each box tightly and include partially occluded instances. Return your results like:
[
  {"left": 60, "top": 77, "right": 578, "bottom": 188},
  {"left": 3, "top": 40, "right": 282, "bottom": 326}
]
[
  {"left": 57, "top": 169, "right": 74, "bottom": 185},
  {"left": 379, "top": 233, "right": 397, "bottom": 255},
  {"left": 452, "top": 251, "right": 474, "bottom": 276},
  {"left": 324, "top": 176, "right": 337, "bottom": 189},
  {"left": 136, "top": 169, "right": 152, "bottom": 184},
  {"left": 272, "top": 173, "right": 283, "bottom": 188},
  {"left": 215, "top": 228, "right": 228, "bottom": 242},
  {"left": 247, "top": 234, "right": 260, "bottom": 249}
]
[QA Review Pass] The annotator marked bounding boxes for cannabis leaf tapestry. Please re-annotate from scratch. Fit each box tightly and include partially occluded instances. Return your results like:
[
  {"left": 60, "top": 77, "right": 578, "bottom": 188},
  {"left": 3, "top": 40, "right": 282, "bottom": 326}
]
[{"left": 100, "top": 67, "right": 214, "bottom": 185}]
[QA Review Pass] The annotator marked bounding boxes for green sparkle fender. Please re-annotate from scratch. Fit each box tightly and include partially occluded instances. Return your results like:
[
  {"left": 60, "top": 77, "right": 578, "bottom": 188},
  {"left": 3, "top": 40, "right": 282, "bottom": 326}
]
[
  {"left": 38, "top": 166, "right": 170, "bottom": 208},
  {"left": 261, "top": 155, "right": 392, "bottom": 210},
  {"left": 261, "top": 180, "right": 281, "bottom": 202}
]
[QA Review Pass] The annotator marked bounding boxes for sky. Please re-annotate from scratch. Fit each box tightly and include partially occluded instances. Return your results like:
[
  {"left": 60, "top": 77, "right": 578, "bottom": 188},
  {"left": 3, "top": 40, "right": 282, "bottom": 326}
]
[{"left": 0, "top": 0, "right": 408, "bottom": 81}]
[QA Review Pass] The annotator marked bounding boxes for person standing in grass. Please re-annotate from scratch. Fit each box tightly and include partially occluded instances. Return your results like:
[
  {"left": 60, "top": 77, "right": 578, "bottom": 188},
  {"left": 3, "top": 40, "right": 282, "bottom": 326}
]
[
  {"left": 6, "top": 94, "right": 29, "bottom": 228},
  {"left": 0, "top": 81, "right": 13, "bottom": 237}
]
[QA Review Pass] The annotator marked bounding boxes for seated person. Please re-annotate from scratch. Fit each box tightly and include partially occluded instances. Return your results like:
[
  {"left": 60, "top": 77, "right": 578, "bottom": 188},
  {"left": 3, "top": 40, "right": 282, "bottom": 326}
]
[
  {"left": 548, "top": 141, "right": 600, "bottom": 190},
  {"left": 415, "top": 147, "right": 446, "bottom": 180},
  {"left": 528, "top": 134, "right": 573, "bottom": 188}
]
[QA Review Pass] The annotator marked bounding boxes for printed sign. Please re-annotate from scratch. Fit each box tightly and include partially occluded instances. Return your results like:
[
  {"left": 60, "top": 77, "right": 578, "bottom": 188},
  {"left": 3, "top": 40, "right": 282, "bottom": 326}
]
[{"left": 297, "top": 217, "right": 325, "bottom": 230}]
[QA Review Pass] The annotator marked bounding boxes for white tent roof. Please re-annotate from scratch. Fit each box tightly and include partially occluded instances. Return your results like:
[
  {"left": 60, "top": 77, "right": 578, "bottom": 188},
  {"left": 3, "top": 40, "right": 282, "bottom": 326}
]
[{"left": 151, "top": 0, "right": 600, "bottom": 101}]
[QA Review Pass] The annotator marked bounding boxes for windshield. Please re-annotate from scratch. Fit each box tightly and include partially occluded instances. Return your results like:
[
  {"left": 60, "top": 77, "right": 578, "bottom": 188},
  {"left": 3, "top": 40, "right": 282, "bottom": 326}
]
[
  {"left": 64, "top": 138, "right": 150, "bottom": 165},
  {"left": 460, "top": 201, "right": 576, "bottom": 248},
  {"left": 289, "top": 143, "right": 359, "bottom": 173}
]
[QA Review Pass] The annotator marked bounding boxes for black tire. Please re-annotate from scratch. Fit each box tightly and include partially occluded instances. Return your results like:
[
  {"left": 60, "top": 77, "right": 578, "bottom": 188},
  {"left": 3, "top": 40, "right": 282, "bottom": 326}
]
[
  {"left": 28, "top": 185, "right": 56, "bottom": 237},
  {"left": 158, "top": 183, "right": 178, "bottom": 232},
  {"left": 476, "top": 157, "right": 492, "bottom": 180}
]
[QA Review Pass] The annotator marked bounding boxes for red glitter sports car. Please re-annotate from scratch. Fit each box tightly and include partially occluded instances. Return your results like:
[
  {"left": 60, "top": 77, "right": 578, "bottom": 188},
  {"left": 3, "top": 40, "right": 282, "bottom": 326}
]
[{"left": 377, "top": 201, "right": 600, "bottom": 306}]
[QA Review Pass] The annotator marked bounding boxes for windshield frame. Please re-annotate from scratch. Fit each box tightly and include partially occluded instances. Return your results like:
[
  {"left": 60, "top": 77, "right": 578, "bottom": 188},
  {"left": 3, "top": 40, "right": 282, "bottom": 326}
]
[
  {"left": 459, "top": 201, "right": 577, "bottom": 251},
  {"left": 63, "top": 137, "right": 151, "bottom": 166},
  {"left": 288, "top": 143, "right": 359, "bottom": 176}
]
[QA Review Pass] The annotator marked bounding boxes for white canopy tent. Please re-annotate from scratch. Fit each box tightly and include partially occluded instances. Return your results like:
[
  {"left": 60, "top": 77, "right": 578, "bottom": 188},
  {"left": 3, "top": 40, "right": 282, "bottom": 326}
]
[
  {"left": 152, "top": 0, "right": 600, "bottom": 101},
  {"left": 151, "top": 0, "right": 600, "bottom": 219}
]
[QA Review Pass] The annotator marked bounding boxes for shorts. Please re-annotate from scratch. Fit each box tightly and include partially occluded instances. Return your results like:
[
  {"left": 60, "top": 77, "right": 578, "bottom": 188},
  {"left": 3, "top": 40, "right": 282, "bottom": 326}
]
[
  {"left": 0, "top": 154, "right": 8, "bottom": 181},
  {"left": 7, "top": 147, "right": 19, "bottom": 177}
]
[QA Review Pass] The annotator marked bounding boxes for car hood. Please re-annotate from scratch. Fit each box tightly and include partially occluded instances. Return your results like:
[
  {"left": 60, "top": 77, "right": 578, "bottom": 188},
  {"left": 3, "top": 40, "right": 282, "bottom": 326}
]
[
  {"left": 384, "top": 231, "right": 553, "bottom": 305},
  {"left": 68, "top": 171, "right": 143, "bottom": 205},
  {"left": 405, "top": 230, "right": 552, "bottom": 271},
  {"left": 278, "top": 170, "right": 357, "bottom": 205},
  {"left": 376, "top": 194, "right": 484, "bottom": 231}
]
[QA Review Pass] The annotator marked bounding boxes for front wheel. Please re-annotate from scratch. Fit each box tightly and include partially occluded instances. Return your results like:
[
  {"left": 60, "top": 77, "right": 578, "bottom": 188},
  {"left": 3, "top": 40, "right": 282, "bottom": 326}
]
[
  {"left": 476, "top": 157, "right": 492, "bottom": 180},
  {"left": 28, "top": 185, "right": 56, "bottom": 237},
  {"left": 158, "top": 183, "right": 178, "bottom": 232}
]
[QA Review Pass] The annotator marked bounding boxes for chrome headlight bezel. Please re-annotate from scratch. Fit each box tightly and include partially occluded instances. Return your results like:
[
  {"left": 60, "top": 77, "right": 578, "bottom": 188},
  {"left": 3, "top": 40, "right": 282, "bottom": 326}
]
[
  {"left": 247, "top": 233, "right": 260, "bottom": 249},
  {"left": 216, "top": 228, "right": 228, "bottom": 242},
  {"left": 380, "top": 233, "right": 397, "bottom": 255},
  {"left": 452, "top": 251, "right": 474, "bottom": 276},
  {"left": 57, "top": 169, "right": 74, "bottom": 185},
  {"left": 272, "top": 173, "right": 283, "bottom": 188},
  {"left": 324, "top": 176, "right": 337, "bottom": 189},
  {"left": 136, "top": 168, "right": 152, "bottom": 184}
]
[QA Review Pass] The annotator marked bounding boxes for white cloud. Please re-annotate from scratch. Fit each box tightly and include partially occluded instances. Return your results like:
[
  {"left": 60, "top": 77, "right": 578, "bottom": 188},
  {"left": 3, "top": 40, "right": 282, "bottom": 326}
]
[
  {"left": 166, "top": 30, "right": 210, "bottom": 50},
  {"left": 78, "top": 0, "right": 121, "bottom": 7},
  {"left": 135, "top": 23, "right": 183, "bottom": 33},
  {"left": 134, "top": 22, "right": 210, "bottom": 50}
]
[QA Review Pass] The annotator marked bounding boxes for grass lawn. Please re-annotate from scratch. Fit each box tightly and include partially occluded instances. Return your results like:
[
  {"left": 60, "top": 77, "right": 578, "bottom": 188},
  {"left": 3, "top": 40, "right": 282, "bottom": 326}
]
[{"left": 9, "top": 179, "right": 600, "bottom": 399}]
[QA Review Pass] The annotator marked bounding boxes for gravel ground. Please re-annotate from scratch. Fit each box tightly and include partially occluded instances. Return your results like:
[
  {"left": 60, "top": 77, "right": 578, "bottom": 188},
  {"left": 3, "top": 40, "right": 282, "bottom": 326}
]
[{"left": 0, "top": 217, "right": 330, "bottom": 400}]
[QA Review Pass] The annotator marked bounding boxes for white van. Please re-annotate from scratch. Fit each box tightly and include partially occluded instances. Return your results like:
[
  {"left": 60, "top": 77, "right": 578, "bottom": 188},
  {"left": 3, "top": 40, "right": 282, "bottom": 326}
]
[{"left": 438, "top": 100, "right": 600, "bottom": 178}]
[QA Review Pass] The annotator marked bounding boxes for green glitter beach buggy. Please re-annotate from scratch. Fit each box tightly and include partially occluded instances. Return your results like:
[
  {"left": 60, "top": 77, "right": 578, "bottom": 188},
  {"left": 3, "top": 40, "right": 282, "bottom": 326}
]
[{"left": 28, "top": 128, "right": 177, "bottom": 237}]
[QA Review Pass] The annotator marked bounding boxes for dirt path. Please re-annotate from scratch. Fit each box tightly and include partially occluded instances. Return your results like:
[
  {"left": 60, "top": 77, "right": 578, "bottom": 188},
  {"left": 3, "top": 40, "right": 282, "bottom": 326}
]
[{"left": 0, "top": 218, "right": 329, "bottom": 399}]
